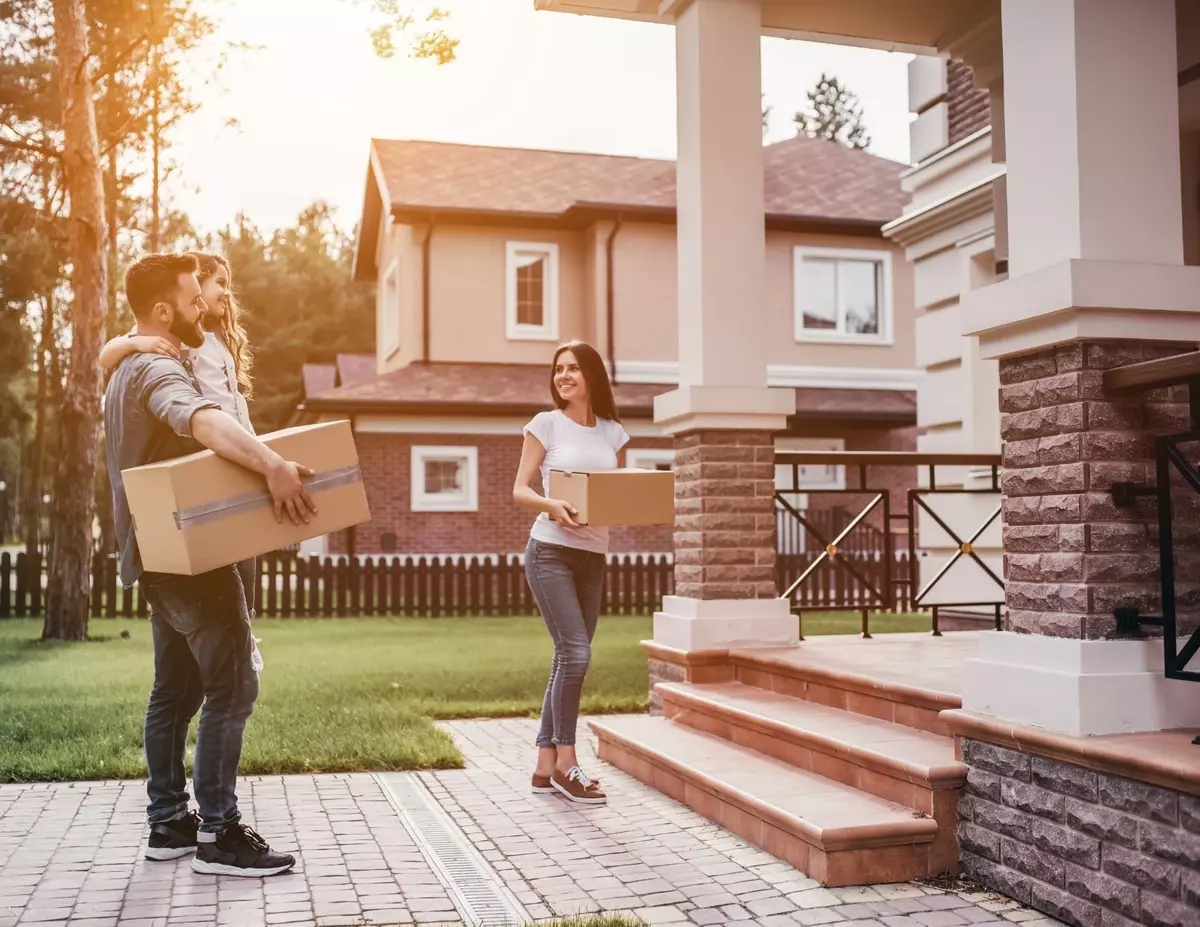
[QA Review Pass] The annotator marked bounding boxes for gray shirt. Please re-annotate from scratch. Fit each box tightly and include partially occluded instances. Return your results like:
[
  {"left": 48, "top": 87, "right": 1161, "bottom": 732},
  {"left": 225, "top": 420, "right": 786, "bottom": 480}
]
[{"left": 104, "top": 353, "right": 220, "bottom": 586}]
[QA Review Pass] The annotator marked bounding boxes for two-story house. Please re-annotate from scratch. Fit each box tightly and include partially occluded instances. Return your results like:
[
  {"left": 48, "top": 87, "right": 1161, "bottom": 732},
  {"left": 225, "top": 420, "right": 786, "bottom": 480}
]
[{"left": 296, "top": 136, "right": 920, "bottom": 556}]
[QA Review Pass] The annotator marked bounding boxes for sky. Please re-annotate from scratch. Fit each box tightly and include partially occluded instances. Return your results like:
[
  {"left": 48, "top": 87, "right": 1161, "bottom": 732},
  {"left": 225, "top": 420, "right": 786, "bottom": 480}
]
[{"left": 170, "top": 0, "right": 913, "bottom": 234}]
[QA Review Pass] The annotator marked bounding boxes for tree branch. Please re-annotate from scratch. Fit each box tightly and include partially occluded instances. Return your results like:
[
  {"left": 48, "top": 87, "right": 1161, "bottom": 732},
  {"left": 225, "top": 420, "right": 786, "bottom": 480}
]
[{"left": 0, "top": 133, "right": 62, "bottom": 160}]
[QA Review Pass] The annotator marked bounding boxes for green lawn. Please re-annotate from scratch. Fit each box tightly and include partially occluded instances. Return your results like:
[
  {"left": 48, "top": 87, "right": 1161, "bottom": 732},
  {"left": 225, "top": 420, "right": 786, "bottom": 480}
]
[{"left": 0, "top": 611, "right": 931, "bottom": 783}]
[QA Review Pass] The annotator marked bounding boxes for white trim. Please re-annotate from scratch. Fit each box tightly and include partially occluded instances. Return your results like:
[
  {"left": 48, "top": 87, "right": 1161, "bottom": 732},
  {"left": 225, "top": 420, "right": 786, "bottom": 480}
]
[
  {"left": 626, "top": 447, "right": 675, "bottom": 471},
  {"left": 792, "top": 245, "right": 894, "bottom": 345},
  {"left": 653, "top": 595, "right": 798, "bottom": 652},
  {"left": 353, "top": 414, "right": 665, "bottom": 437},
  {"left": 775, "top": 437, "right": 846, "bottom": 491},
  {"left": 505, "top": 241, "right": 559, "bottom": 342},
  {"left": 899, "top": 126, "right": 992, "bottom": 179},
  {"left": 382, "top": 258, "right": 401, "bottom": 358},
  {"left": 410, "top": 445, "right": 479, "bottom": 513},
  {"left": 615, "top": 361, "right": 922, "bottom": 392},
  {"left": 963, "top": 631, "right": 1200, "bottom": 736}
]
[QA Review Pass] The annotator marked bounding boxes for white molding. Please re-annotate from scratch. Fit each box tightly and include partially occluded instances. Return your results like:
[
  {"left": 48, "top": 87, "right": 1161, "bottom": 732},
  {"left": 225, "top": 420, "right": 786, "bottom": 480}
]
[
  {"left": 505, "top": 241, "right": 559, "bottom": 342},
  {"left": 615, "top": 361, "right": 922, "bottom": 392},
  {"left": 410, "top": 445, "right": 479, "bottom": 513},
  {"left": 962, "top": 631, "right": 1200, "bottom": 736},
  {"left": 653, "top": 595, "right": 799, "bottom": 652},
  {"left": 355, "top": 414, "right": 665, "bottom": 437},
  {"left": 899, "top": 126, "right": 992, "bottom": 181},
  {"left": 792, "top": 245, "right": 894, "bottom": 346},
  {"left": 381, "top": 258, "right": 401, "bottom": 358},
  {"left": 627, "top": 447, "right": 675, "bottom": 471}
]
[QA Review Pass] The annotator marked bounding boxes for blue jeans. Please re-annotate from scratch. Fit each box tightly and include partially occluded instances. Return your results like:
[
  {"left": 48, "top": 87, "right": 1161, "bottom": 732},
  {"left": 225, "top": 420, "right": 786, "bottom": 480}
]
[
  {"left": 139, "top": 564, "right": 259, "bottom": 833},
  {"left": 524, "top": 538, "right": 606, "bottom": 748}
]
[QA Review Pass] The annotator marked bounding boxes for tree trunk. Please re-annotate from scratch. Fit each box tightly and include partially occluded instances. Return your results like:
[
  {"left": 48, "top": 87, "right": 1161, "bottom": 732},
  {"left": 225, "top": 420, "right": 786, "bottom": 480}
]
[
  {"left": 22, "top": 294, "right": 53, "bottom": 564},
  {"left": 96, "top": 146, "right": 120, "bottom": 556},
  {"left": 150, "top": 62, "right": 160, "bottom": 253},
  {"left": 44, "top": 0, "right": 108, "bottom": 642}
]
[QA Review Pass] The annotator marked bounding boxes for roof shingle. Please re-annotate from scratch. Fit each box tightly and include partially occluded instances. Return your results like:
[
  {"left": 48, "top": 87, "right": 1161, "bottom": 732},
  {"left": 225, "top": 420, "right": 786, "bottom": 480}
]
[
  {"left": 372, "top": 135, "right": 907, "bottom": 225},
  {"left": 302, "top": 362, "right": 915, "bottom": 425}
]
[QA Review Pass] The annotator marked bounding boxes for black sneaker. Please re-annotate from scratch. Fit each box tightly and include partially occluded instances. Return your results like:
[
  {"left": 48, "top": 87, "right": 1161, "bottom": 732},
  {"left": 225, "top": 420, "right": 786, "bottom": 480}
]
[
  {"left": 146, "top": 810, "right": 200, "bottom": 861},
  {"left": 191, "top": 823, "right": 295, "bottom": 878}
]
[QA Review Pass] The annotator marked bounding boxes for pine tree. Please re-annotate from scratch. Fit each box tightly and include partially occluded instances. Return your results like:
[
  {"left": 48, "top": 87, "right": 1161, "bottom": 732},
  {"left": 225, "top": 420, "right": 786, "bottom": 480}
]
[{"left": 794, "top": 73, "right": 871, "bottom": 150}]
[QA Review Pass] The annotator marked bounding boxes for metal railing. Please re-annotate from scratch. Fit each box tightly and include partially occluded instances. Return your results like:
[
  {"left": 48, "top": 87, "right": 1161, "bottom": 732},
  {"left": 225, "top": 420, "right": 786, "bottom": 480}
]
[
  {"left": 1105, "top": 351, "right": 1200, "bottom": 712},
  {"left": 774, "top": 450, "right": 1004, "bottom": 638}
]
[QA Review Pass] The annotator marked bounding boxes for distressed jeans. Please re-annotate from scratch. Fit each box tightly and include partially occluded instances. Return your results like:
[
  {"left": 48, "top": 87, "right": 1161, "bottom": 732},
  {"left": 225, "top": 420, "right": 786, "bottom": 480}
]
[
  {"left": 524, "top": 538, "right": 606, "bottom": 748},
  {"left": 139, "top": 564, "right": 259, "bottom": 834}
]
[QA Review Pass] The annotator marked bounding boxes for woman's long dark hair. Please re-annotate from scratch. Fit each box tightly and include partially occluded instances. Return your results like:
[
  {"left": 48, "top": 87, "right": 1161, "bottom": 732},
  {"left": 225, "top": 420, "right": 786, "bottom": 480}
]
[{"left": 550, "top": 341, "right": 620, "bottom": 423}]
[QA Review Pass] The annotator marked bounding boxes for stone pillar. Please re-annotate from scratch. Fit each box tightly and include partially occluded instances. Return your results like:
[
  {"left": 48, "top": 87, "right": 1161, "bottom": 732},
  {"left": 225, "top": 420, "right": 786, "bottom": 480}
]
[
  {"left": 651, "top": 0, "right": 796, "bottom": 669},
  {"left": 961, "top": 0, "right": 1200, "bottom": 737}
]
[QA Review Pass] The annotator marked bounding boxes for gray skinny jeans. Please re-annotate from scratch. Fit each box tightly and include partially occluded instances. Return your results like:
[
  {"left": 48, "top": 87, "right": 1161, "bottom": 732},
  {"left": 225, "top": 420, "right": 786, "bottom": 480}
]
[{"left": 524, "top": 538, "right": 606, "bottom": 748}]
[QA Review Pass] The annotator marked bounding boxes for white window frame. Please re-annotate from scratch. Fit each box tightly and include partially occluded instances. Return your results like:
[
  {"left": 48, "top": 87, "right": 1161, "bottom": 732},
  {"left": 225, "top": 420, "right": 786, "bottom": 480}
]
[
  {"left": 382, "top": 258, "right": 401, "bottom": 358},
  {"left": 505, "top": 241, "right": 559, "bottom": 342},
  {"left": 775, "top": 437, "right": 846, "bottom": 493},
  {"left": 792, "top": 246, "right": 893, "bottom": 346},
  {"left": 626, "top": 448, "right": 676, "bottom": 471},
  {"left": 410, "top": 446, "right": 479, "bottom": 513}
]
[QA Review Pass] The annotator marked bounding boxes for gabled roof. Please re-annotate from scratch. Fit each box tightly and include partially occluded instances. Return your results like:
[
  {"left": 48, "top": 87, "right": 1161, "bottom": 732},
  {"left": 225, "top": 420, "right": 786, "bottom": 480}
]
[{"left": 354, "top": 136, "right": 907, "bottom": 279}]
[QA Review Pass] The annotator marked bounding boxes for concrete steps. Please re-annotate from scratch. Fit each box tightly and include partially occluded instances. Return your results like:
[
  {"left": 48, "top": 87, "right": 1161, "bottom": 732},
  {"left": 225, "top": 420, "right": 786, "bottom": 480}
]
[
  {"left": 589, "top": 715, "right": 941, "bottom": 887},
  {"left": 593, "top": 640, "right": 970, "bottom": 886}
]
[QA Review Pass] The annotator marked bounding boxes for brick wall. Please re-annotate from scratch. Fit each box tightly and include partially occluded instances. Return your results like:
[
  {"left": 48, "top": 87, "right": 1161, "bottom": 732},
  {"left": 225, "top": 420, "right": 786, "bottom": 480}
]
[
  {"left": 960, "top": 739, "right": 1199, "bottom": 927},
  {"left": 998, "top": 342, "right": 1193, "bottom": 639},
  {"left": 948, "top": 59, "right": 991, "bottom": 145},
  {"left": 332, "top": 431, "right": 674, "bottom": 555}
]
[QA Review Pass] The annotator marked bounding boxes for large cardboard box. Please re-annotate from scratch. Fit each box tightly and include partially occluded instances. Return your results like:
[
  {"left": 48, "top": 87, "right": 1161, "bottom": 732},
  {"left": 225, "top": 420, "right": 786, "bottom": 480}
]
[
  {"left": 548, "top": 468, "right": 675, "bottom": 527},
  {"left": 123, "top": 420, "right": 370, "bottom": 575}
]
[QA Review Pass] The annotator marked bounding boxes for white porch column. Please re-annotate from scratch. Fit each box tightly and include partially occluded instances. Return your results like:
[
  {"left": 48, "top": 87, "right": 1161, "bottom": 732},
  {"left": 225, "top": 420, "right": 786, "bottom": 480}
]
[
  {"left": 652, "top": 0, "right": 796, "bottom": 657},
  {"left": 961, "top": 0, "right": 1200, "bottom": 735}
]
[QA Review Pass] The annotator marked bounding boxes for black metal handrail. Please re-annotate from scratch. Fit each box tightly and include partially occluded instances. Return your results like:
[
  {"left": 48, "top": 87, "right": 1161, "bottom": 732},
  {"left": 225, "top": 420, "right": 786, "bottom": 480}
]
[{"left": 1105, "top": 351, "right": 1200, "bottom": 746}]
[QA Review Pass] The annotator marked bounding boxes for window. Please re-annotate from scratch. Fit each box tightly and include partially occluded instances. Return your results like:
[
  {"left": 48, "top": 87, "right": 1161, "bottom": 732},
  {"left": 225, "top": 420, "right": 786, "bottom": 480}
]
[
  {"left": 774, "top": 438, "right": 846, "bottom": 495},
  {"left": 411, "top": 446, "right": 478, "bottom": 512},
  {"left": 793, "top": 247, "right": 892, "bottom": 344},
  {"left": 382, "top": 259, "right": 401, "bottom": 357},
  {"left": 506, "top": 242, "right": 559, "bottom": 341},
  {"left": 627, "top": 448, "right": 675, "bottom": 472}
]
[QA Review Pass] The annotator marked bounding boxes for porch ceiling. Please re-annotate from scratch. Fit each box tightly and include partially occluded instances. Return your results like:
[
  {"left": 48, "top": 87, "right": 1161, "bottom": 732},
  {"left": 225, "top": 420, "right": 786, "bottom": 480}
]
[{"left": 535, "top": 0, "right": 998, "bottom": 54}]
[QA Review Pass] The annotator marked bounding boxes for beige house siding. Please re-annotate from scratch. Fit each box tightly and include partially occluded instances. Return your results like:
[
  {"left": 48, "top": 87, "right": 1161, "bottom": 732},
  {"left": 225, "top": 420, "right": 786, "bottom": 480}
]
[
  {"left": 425, "top": 225, "right": 588, "bottom": 365},
  {"left": 612, "top": 221, "right": 678, "bottom": 364},
  {"left": 373, "top": 215, "right": 914, "bottom": 376},
  {"left": 765, "top": 232, "right": 915, "bottom": 371}
]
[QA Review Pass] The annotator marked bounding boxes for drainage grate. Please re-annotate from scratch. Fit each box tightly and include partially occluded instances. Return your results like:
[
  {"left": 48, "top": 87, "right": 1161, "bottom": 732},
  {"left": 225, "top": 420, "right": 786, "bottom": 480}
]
[{"left": 376, "top": 772, "right": 531, "bottom": 927}]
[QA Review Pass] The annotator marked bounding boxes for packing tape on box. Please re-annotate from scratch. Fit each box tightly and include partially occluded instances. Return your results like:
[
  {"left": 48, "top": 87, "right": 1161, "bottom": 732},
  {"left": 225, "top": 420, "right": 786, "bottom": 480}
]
[{"left": 172, "top": 464, "right": 362, "bottom": 530}]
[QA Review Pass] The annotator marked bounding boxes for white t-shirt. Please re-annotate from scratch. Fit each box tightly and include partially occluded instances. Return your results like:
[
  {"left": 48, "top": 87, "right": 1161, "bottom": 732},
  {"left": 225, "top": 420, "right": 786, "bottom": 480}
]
[
  {"left": 523, "top": 409, "right": 630, "bottom": 554},
  {"left": 183, "top": 332, "right": 254, "bottom": 434}
]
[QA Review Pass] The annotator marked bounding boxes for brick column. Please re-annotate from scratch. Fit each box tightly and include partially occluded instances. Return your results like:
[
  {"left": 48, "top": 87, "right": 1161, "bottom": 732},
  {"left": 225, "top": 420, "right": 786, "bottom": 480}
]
[
  {"left": 673, "top": 430, "right": 776, "bottom": 600},
  {"left": 998, "top": 341, "right": 1192, "bottom": 640}
]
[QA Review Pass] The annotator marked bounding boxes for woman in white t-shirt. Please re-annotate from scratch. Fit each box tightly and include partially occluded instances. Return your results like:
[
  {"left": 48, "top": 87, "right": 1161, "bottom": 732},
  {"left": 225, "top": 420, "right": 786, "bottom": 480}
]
[
  {"left": 99, "top": 252, "right": 262, "bottom": 671},
  {"left": 514, "top": 341, "right": 629, "bottom": 806}
]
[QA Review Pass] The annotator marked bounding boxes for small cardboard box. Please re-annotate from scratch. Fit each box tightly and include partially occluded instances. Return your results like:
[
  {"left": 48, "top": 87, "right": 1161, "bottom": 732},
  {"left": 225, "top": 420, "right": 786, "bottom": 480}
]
[
  {"left": 548, "top": 468, "right": 675, "bottom": 527},
  {"left": 123, "top": 420, "right": 371, "bottom": 576}
]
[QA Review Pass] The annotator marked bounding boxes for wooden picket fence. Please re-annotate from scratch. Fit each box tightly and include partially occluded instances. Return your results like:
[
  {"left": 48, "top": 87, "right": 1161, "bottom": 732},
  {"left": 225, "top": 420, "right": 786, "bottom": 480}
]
[
  {"left": 0, "top": 549, "right": 674, "bottom": 619},
  {"left": 776, "top": 548, "right": 917, "bottom": 614},
  {"left": 0, "top": 547, "right": 919, "bottom": 619}
]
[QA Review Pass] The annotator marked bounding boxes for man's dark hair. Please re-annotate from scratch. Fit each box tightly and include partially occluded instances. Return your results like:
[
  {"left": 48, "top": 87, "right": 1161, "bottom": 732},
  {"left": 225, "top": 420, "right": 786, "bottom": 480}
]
[{"left": 124, "top": 253, "right": 199, "bottom": 320}]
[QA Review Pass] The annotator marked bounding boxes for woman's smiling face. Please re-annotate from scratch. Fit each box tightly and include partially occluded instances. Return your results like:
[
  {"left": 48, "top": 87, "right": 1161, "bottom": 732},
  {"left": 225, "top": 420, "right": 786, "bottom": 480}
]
[{"left": 554, "top": 350, "right": 590, "bottom": 406}]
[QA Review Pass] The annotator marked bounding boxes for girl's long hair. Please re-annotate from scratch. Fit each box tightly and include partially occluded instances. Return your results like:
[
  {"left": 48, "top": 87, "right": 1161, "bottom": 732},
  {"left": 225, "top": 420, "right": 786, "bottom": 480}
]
[
  {"left": 187, "top": 252, "right": 254, "bottom": 400},
  {"left": 550, "top": 341, "right": 619, "bottom": 423}
]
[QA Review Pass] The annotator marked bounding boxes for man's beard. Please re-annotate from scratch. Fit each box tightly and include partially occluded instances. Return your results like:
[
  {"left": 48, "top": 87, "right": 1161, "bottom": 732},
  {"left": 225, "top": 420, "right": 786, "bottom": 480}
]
[{"left": 169, "top": 308, "right": 205, "bottom": 349}]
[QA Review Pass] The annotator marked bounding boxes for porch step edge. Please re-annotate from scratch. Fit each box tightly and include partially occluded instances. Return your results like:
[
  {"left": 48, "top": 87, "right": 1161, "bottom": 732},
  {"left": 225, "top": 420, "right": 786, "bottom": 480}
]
[
  {"left": 732, "top": 646, "right": 962, "bottom": 713},
  {"left": 590, "top": 715, "right": 938, "bottom": 853},
  {"left": 657, "top": 681, "right": 967, "bottom": 793}
]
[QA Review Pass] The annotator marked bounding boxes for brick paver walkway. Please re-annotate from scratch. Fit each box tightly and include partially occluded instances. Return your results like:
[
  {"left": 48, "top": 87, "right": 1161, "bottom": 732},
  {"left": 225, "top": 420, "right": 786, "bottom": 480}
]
[{"left": 0, "top": 718, "right": 1061, "bottom": 927}]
